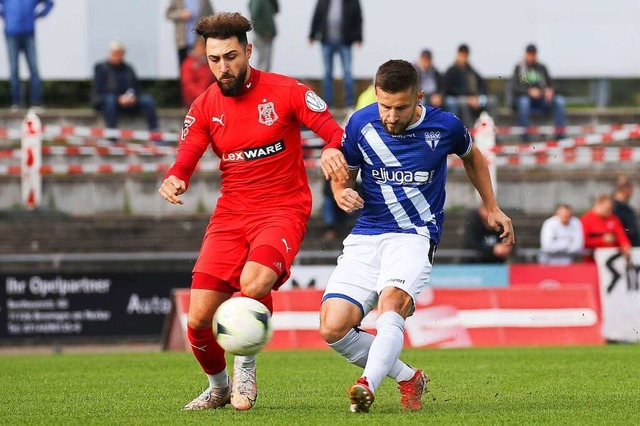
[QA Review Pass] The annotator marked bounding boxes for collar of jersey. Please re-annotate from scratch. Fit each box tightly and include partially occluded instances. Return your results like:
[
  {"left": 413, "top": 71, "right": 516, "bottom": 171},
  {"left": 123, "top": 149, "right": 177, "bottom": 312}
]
[
  {"left": 406, "top": 104, "right": 426, "bottom": 131},
  {"left": 237, "top": 67, "right": 261, "bottom": 96}
]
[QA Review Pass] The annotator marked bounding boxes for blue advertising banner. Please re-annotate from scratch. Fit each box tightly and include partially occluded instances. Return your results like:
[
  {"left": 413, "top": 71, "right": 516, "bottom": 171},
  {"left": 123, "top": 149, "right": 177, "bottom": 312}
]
[{"left": 430, "top": 265, "right": 509, "bottom": 288}]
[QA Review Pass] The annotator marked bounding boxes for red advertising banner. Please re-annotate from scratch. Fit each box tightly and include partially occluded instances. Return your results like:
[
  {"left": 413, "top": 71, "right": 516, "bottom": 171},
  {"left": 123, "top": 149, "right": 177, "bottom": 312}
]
[
  {"left": 164, "top": 287, "right": 602, "bottom": 350},
  {"left": 509, "top": 263, "right": 600, "bottom": 313}
]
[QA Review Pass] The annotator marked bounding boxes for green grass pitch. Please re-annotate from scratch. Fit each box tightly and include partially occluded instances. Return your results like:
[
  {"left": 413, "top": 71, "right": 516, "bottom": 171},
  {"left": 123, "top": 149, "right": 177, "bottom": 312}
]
[{"left": 1, "top": 345, "right": 639, "bottom": 425}]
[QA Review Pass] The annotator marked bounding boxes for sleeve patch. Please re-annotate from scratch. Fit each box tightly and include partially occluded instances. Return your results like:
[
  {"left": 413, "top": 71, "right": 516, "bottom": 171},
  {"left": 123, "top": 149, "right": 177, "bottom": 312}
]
[
  {"left": 305, "top": 90, "right": 328, "bottom": 112},
  {"left": 181, "top": 114, "right": 196, "bottom": 140}
]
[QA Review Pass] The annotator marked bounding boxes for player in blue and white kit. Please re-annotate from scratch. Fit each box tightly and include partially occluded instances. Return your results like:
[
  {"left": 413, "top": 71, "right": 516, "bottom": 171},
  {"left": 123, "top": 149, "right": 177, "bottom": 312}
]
[{"left": 319, "top": 60, "right": 515, "bottom": 413}]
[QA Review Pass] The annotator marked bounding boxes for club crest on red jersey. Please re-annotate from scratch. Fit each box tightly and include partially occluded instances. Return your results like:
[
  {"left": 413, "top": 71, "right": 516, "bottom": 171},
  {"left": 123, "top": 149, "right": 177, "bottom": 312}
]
[
  {"left": 258, "top": 101, "right": 278, "bottom": 126},
  {"left": 181, "top": 114, "right": 196, "bottom": 140}
]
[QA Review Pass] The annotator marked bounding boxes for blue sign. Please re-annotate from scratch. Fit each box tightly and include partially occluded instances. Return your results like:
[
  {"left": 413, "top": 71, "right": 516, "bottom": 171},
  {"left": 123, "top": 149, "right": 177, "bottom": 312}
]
[{"left": 430, "top": 264, "right": 508, "bottom": 288}]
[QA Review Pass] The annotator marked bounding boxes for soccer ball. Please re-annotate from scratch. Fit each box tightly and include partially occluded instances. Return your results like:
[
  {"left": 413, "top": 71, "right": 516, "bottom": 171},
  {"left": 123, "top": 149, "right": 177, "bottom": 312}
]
[{"left": 213, "top": 297, "right": 273, "bottom": 356}]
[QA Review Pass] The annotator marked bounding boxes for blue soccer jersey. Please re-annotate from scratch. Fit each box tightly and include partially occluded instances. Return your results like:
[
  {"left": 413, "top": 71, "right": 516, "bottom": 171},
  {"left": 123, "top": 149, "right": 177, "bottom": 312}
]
[{"left": 342, "top": 104, "right": 473, "bottom": 244}]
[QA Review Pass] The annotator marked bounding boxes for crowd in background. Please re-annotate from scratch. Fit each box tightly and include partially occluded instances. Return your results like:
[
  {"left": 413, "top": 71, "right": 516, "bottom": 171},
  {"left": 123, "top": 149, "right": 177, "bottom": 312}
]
[{"left": 2, "top": 0, "right": 637, "bottom": 264}]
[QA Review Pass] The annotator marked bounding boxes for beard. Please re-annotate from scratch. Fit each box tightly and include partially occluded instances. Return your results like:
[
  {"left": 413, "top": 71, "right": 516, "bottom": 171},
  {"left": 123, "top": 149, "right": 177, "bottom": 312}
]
[
  {"left": 217, "top": 66, "right": 248, "bottom": 96},
  {"left": 383, "top": 119, "right": 412, "bottom": 135}
]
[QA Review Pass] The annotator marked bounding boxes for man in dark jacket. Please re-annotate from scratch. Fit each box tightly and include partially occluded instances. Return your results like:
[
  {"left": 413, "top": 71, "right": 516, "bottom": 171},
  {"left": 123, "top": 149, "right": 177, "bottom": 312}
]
[
  {"left": 463, "top": 205, "right": 513, "bottom": 263},
  {"left": 613, "top": 176, "right": 640, "bottom": 246},
  {"left": 442, "top": 44, "right": 488, "bottom": 127},
  {"left": 511, "top": 44, "right": 566, "bottom": 140},
  {"left": 91, "top": 41, "right": 159, "bottom": 133},
  {"left": 309, "top": 0, "right": 362, "bottom": 109},
  {"left": 0, "top": 0, "right": 54, "bottom": 110},
  {"left": 249, "top": 0, "right": 278, "bottom": 72}
]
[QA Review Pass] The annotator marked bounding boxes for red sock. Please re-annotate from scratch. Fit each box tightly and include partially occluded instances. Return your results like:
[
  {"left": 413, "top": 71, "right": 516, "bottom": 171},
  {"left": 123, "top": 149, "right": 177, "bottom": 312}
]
[
  {"left": 187, "top": 325, "right": 226, "bottom": 375},
  {"left": 241, "top": 291, "right": 274, "bottom": 314}
]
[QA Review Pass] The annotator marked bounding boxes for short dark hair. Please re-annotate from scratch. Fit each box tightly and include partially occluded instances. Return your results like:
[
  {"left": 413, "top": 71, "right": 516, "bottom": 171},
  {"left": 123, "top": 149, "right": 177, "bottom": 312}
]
[
  {"left": 420, "top": 49, "right": 432, "bottom": 59},
  {"left": 458, "top": 44, "right": 469, "bottom": 54},
  {"left": 374, "top": 59, "right": 419, "bottom": 94},
  {"left": 195, "top": 12, "right": 252, "bottom": 45}
]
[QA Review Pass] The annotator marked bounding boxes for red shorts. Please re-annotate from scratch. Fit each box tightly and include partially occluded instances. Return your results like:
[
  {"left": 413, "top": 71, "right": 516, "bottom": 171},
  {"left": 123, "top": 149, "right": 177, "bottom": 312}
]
[{"left": 192, "top": 209, "right": 307, "bottom": 292}]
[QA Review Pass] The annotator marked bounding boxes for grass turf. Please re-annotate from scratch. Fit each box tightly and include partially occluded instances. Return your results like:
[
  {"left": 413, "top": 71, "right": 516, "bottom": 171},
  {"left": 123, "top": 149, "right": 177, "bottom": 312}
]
[{"left": 1, "top": 345, "right": 639, "bottom": 425}]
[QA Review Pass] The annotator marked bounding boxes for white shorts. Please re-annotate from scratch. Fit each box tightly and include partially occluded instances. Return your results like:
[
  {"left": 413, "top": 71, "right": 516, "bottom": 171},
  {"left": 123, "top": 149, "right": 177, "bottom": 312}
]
[{"left": 323, "top": 233, "right": 435, "bottom": 317}]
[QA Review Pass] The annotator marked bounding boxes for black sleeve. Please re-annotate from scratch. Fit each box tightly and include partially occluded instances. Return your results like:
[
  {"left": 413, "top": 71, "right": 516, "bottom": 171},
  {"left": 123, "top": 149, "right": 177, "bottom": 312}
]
[
  {"left": 512, "top": 64, "right": 528, "bottom": 98},
  {"left": 541, "top": 64, "right": 553, "bottom": 90},
  {"left": 91, "top": 63, "right": 107, "bottom": 108},
  {"left": 309, "top": 0, "right": 323, "bottom": 39},
  {"left": 435, "top": 68, "right": 443, "bottom": 93},
  {"left": 474, "top": 68, "right": 487, "bottom": 96},
  {"left": 352, "top": 0, "right": 363, "bottom": 43}
]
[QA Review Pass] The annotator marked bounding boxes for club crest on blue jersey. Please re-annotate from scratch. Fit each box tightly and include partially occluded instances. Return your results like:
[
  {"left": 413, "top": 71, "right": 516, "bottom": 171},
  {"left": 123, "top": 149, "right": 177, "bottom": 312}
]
[{"left": 425, "top": 131, "right": 441, "bottom": 150}]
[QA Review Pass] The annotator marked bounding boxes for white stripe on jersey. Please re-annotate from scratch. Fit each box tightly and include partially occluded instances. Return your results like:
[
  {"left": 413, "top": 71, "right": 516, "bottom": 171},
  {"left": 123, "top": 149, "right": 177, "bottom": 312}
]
[
  {"left": 361, "top": 123, "right": 401, "bottom": 167},
  {"left": 358, "top": 144, "right": 373, "bottom": 165},
  {"left": 380, "top": 185, "right": 430, "bottom": 237},
  {"left": 402, "top": 186, "right": 436, "bottom": 227}
]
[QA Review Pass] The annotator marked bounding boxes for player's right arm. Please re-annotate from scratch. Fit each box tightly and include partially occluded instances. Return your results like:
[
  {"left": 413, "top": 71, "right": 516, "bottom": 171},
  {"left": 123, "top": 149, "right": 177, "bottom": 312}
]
[
  {"left": 159, "top": 104, "right": 211, "bottom": 205},
  {"left": 332, "top": 169, "right": 363, "bottom": 213},
  {"left": 331, "top": 118, "right": 364, "bottom": 212}
]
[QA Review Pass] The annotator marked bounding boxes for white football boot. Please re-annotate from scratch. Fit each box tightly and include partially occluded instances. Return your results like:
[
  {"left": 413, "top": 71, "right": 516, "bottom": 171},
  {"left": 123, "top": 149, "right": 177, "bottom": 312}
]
[
  {"left": 183, "top": 382, "right": 231, "bottom": 410},
  {"left": 231, "top": 356, "right": 258, "bottom": 410}
]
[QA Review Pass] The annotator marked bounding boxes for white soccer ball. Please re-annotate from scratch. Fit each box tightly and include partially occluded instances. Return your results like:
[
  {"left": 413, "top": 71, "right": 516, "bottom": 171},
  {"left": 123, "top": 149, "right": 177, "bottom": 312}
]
[{"left": 213, "top": 297, "right": 273, "bottom": 356}]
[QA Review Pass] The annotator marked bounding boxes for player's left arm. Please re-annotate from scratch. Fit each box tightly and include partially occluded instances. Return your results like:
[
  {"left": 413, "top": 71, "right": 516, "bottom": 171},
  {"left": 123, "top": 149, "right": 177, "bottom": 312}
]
[
  {"left": 461, "top": 145, "right": 515, "bottom": 244},
  {"left": 289, "top": 81, "right": 349, "bottom": 182}
]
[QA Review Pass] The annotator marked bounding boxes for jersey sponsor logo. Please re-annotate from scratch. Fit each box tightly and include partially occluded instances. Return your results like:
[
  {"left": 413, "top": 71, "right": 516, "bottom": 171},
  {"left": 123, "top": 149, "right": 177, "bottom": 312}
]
[
  {"left": 211, "top": 114, "right": 225, "bottom": 126},
  {"left": 305, "top": 90, "right": 327, "bottom": 112},
  {"left": 181, "top": 114, "right": 196, "bottom": 140},
  {"left": 258, "top": 101, "right": 279, "bottom": 126},
  {"left": 425, "top": 131, "right": 441, "bottom": 150},
  {"left": 371, "top": 167, "right": 434, "bottom": 185},
  {"left": 221, "top": 139, "right": 285, "bottom": 162}
]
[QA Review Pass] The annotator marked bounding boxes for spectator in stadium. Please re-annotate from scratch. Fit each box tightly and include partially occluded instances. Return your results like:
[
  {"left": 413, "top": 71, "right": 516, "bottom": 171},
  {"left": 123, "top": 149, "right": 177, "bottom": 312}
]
[
  {"left": 612, "top": 175, "right": 640, "bottom": 246},
  {"left": 538, "top": 204, "right": 584, "bottom": 265},
  {"left": 180, "top": 37, "right": 215, "bottom": 108},
  {"left": 442, "top": 44, "right": 490, "bottom": 127},
  {"left": 463, "top": 205, "right": 513, "bottom": 263},
  {"left": 511, "top": 44, "right": 566, "bottom": 140},
  {"left": 415, "top": 49, "right": 442, "bottom": 108},
  {"left": 0, "top": 0, "right": 54, "bottom": 111},
  {"left": 91, "top": 41, "right": 160, "bottom": 133},
  {"left": 249, "top": 0, "right": 278, "bottom": 72},
  {"left": 581, "top": 194, "right": 631, "bottom": 262},
  {"left": 158, "top": 12, "right": 347, "bottom": 412},
  {"left": 309, "top": 0, "right": 363, "bottom": 110},
  {"left": 320, "top": 59, "right": 514, "bottom": 412},
  {"left": 166, "top": 0, "right": 214, "bottom": 66}
]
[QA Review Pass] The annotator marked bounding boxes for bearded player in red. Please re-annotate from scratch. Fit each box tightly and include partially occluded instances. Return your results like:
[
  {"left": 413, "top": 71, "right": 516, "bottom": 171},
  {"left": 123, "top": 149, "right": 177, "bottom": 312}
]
[{"left": 158, "top": 12, "right": 348, "bottom": 411}]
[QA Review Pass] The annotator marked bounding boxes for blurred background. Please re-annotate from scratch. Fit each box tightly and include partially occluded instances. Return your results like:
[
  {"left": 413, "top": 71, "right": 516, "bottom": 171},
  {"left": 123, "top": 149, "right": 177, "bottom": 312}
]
[{"left": 1, "top": 0, "right": 639, "bottom": 350}]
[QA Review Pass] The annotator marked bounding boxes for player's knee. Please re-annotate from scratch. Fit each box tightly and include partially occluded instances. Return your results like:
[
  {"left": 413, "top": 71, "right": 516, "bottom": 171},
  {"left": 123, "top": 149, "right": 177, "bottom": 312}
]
[
  {"left": 378, "top": 287, "right": 413, "bottom": 318},
  {"left": 319, "top": 318, "right": 351, "bottom": 344},
  {"left": 187, "top": 313, "right": 212, "bottom": 330},
  {"left": 240, "top": 280, "right": 271, "bottom": 299}
]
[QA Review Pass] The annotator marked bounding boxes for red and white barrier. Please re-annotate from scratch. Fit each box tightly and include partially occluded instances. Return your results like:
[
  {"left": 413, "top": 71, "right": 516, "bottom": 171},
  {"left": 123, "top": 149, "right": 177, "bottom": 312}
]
[
  {"left": 470, "top": 123, "right": 638, "bottom": 137},
  {"left": 0, "top": 159, "right": 322, "bottom": 176}
]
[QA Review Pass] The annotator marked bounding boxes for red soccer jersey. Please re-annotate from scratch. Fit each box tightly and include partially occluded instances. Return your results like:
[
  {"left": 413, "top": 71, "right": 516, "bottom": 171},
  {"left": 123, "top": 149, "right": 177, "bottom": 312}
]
[
  {"left": 166, "top": 68, "right": 342, "bottom": 215},
  {"left": 580, "top": 210, "right": 631, "bottom": 261}
]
